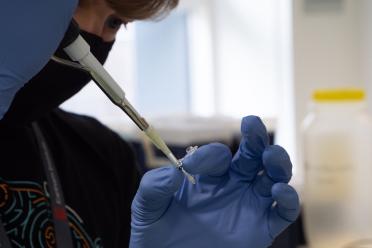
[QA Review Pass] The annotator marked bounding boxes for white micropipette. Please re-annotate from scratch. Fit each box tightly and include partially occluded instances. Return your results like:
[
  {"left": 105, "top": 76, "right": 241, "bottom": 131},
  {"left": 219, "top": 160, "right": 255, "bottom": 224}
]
[{"left": 56, "top": 34, "right": 195, "bottom": 184}]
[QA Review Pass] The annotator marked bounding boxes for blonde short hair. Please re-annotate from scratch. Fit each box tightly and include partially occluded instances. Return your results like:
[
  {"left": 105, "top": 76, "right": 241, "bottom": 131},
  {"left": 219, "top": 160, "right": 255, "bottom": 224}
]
[{"left": 105, "top": 0, "right": 179, "bottom": 20}]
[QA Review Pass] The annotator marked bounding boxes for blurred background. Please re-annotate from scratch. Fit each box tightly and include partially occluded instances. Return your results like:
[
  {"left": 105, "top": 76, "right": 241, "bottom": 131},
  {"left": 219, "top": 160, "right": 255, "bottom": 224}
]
[{"left": 62, "top": 0, "right": 372, "bottom": 246}]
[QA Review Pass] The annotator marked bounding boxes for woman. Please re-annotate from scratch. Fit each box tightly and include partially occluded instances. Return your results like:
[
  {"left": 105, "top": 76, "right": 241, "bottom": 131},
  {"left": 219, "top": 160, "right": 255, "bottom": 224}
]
[{"left": 0, "top": 0, "right": 300, "bottom": 247}]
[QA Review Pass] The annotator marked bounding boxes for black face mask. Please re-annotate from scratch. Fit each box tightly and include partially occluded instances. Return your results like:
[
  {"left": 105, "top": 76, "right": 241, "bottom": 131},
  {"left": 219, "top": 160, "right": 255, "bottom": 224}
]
[{"left": 1, "top": 31, "right": 114, "bottom": 125}]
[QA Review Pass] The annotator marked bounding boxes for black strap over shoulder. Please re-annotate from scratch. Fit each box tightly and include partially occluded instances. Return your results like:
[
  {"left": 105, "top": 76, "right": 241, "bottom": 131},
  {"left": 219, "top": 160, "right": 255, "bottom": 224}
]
[{"left": 0, "top": 122, "right": 74, "bottom": 248}]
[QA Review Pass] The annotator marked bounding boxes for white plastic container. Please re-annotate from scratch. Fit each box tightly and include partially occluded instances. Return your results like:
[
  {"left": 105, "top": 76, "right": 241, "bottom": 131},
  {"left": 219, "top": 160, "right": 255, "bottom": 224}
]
[{"left": 302, "top": 89, "right": 372, "bottom": 248}]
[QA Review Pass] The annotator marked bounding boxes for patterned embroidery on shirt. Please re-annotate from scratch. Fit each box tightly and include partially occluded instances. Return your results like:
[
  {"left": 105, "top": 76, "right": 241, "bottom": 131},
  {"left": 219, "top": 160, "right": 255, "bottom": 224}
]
[{"left": 0, "top": 179, "right": 102, "bottom": 248}]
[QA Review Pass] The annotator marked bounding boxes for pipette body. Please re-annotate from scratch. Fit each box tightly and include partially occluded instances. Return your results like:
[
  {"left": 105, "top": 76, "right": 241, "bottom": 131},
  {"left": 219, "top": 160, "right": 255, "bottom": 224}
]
[{"left": 62, "top": 35, "right": 195, "bottom": 184}]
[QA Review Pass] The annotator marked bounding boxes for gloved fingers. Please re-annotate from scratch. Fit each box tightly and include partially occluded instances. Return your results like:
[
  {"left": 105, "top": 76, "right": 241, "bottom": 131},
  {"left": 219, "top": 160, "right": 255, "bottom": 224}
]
[
  {"left": 268, "top": 183, "right": 300, "bottom": 239},
  {"left": 253, "top": 145, "right": 292, "bottom": 197},
  {"left": 182, "top": 143, "right": 232, "bottom": 177},
  {"left": 131, "top": 167, "right": 183, "bottom": 224},
  {"left": 231, "top": 116, "right": 269, "bottom": 181}
]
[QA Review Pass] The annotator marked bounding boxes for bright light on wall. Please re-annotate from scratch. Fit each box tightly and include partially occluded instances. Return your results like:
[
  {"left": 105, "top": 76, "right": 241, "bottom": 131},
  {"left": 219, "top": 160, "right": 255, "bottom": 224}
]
[{"left": 214, "top": 0, "right": 282, "bottom": 118}]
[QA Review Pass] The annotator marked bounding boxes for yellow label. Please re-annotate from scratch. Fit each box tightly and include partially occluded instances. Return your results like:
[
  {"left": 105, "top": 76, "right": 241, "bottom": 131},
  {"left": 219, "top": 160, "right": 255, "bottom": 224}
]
[{"left": 313, "top": 88, "right": 365, "bottom": 102}]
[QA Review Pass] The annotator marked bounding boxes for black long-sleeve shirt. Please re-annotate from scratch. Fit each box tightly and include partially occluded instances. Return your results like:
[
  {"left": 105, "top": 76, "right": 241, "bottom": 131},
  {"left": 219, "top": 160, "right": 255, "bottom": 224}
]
[{"left": 0, "top": 109, "right": 140, "bottom": 247}]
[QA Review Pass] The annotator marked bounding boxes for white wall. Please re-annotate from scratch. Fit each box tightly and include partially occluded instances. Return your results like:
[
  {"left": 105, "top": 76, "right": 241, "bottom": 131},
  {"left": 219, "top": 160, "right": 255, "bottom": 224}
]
[
  {"left": 275, "top": 0, "right": 296, "bottom": 183},
  {"left": 360, "top": 0, "right": 372, "bottom": 114},
  {"left": 213, "top": 0, "right": 283, "bottom": 118},
  {"left": 186, "top": 0, "right": 288, "bottom": 119},
  {"left": 292, "top": 0, "right": 365, "bottom": 185}
]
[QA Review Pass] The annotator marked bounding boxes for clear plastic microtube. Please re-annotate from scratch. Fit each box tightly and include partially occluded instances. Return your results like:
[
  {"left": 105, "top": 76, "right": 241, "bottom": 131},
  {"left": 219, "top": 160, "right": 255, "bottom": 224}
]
[{"left": 178, "top": 146, "right": 198, "bottom": 185}]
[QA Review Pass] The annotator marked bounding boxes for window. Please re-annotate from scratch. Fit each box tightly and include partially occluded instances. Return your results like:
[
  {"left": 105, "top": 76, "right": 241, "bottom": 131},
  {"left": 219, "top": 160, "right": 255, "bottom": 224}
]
[{"left": 62, "top": 1, "right": 291, "bottom": 145}]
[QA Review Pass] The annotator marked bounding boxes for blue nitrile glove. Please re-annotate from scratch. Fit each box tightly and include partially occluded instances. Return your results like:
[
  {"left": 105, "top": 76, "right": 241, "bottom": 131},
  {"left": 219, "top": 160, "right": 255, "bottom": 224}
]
[
  {"left": 0, "top": 0, "right": 78, "bottom": 119},
  {"left": 130, "top": 116, "right": 300, "bottom": 248}
]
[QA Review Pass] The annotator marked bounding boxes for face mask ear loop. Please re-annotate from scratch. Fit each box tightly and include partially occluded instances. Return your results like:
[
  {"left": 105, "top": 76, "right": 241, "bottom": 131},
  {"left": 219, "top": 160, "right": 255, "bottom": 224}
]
[{"left": 51, "top": 55, "right": 90, "bottom": 72}]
